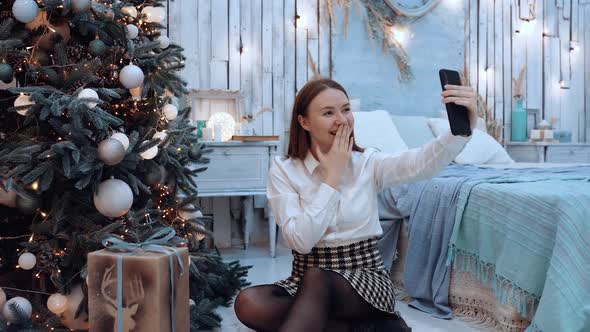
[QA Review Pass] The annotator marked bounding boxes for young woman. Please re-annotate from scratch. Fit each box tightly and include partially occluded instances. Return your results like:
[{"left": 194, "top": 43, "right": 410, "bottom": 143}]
[{"left": 234, "top": 78, "right": 477, "bottom": 332}]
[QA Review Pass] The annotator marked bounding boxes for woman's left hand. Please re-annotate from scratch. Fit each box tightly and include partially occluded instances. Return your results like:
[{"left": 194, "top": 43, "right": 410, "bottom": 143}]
[{"left": 441, "top": 85, "right": 478, "bottom": 130}]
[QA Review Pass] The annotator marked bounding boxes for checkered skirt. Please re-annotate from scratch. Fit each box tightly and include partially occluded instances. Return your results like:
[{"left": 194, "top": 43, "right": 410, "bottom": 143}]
[{"left": 275, "top": 237, "right": 396, "bottom": 314}]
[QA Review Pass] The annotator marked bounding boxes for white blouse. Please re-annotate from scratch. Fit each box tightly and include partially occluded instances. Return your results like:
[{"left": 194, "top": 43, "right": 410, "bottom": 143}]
[{"left": 266, "top": 132, "right": 470, "bottom": 254}]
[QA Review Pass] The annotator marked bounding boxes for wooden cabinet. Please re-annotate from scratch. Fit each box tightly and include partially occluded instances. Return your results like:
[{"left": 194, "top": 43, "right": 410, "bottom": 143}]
[
  {"left": 505, "top": 142, "right": 590, "bottom": 163},
  {"left": 194, "top": 141, "right": 280, "bottom": 257}
]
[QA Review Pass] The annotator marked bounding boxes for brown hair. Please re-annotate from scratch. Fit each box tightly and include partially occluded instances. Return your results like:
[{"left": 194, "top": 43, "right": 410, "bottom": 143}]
[{"left": 287, "top": 78, "right": 364, "bottom": 159}]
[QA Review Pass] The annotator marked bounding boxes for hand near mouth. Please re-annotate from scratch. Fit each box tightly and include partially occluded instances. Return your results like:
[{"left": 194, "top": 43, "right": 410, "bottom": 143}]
[{"left": 316, "top": 124, "right": 353, "bottom": 189}]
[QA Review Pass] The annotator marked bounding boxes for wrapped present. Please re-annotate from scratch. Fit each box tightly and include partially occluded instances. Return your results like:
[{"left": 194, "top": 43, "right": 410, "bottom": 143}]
[
  {"left": 88, "top": 228, "right": 189, "bottom": 332},
  {"left": 531, "top": 129, "right": 554, "bottom": 141}
]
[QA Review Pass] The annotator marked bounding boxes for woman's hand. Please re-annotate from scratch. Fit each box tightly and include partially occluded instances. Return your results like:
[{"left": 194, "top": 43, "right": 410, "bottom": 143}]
[
  {"left": 441, "top": 85, "right": 478, "bottom": 130},
  {"left": 315, "top": 124, "right": 353, "bottom": 189}
]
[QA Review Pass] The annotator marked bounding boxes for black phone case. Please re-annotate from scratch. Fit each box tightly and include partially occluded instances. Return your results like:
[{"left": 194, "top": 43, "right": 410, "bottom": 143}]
[{"left": 439, "top": 69, "right": 472, "bottom": 136}]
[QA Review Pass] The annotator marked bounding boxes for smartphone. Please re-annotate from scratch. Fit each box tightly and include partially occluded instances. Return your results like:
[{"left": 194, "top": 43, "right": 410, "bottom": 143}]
[{"left": 439, "top": 69, "right": 472, "bottom": 136}]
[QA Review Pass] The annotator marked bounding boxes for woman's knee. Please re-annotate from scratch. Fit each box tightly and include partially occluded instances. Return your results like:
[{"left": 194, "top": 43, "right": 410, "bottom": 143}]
[
  {"left": 234, "top": 286, "right": 290, "bottom": 330},
  {"left": 234, "top": 287, "right": 258, "bottom": 323}
]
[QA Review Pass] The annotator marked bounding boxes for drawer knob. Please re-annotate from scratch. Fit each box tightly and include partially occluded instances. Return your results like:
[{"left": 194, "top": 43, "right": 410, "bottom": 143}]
[{"left": 223, "top": 150, "right": 231, "bottom": 156}]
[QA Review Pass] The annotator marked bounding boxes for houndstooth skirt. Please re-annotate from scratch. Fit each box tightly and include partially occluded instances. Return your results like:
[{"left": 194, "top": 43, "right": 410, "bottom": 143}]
[{"left": 274, "top": 237, "right": 396, "bottom": 314}]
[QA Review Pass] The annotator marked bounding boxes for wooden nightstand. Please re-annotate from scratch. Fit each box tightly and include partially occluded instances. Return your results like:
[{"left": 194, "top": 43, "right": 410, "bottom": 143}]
[
  {"left": 194, "top": 140, "right": 280, "bottom": 257},
  {"left": 504, "top": 142, "right": 590, "bottom": 163}
]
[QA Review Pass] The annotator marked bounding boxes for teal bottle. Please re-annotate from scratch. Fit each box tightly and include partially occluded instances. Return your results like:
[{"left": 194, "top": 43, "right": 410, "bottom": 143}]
[{"left": 511, "top": 99, "right": 527, "bottom": 141}]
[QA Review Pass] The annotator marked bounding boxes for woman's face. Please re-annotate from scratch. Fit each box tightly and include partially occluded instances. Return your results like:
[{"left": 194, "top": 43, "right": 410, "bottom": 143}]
[{"left": 298, "top": 88, "right": 354, "bottom": 153}]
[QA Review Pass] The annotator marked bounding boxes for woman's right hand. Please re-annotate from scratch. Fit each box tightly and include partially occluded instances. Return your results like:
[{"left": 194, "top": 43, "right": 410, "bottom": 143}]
[{"left": 315, "top": 124, "right": 353, "bottom": 189}]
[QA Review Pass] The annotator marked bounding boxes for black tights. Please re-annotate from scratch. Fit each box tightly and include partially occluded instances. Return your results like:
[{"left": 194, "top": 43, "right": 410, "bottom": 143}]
[{"left": 234, "top": 267, "right": 396, "bottom": 332}]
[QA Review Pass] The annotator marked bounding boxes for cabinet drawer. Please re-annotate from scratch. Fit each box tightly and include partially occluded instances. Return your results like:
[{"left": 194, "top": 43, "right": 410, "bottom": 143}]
[
  {"left": 506, "top": 146, "right": 542, "bottom": 162},
  {"left": 546, "top": 146, "right": 590, "bottom": 163},
  {"left": 195, "top": 146, "right": 269, "bottom": 192}
]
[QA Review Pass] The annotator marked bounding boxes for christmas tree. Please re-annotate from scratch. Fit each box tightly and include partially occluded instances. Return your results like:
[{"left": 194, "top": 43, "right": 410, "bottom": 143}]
[{"left": 0, "top": 0, "right": 249, "bottom": 330}]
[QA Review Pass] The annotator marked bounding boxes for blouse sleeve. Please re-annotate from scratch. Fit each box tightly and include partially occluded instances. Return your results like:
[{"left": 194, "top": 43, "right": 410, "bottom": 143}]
[
  {"left": 266, "top": 158, "right": 341, "bottom": 254},
  {"left": 369, "top": 132, "right": 470, "bottom": 192}
]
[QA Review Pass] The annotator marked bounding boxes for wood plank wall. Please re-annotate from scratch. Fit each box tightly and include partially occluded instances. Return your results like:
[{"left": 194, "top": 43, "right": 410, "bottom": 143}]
[
  {"left": 466, "top": 0, "right": 589, "bottom": 143},
  {"left": 168, "top": 0, "right": 333, "bottom": 155}
]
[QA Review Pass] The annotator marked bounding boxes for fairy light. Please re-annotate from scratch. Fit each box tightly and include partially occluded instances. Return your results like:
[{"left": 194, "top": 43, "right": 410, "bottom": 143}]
[{"left": 31, "top": 180, "right": 40, "bottom": 191}]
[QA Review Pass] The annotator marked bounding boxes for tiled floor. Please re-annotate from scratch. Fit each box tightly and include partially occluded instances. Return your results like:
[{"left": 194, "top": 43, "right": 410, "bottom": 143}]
[{"left": 215, "top": 243, "right": 483, "bottom": 332}]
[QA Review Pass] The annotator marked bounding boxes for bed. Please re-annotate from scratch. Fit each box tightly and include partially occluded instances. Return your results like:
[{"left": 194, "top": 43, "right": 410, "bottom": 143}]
[{"left": 352, "top": 111, "right": 590, "bottom": 332}]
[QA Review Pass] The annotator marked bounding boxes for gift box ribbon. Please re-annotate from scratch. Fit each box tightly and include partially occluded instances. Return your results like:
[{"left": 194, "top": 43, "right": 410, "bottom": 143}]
[{"left": 102, "top": 227, "right": 186, "bottom": 332}]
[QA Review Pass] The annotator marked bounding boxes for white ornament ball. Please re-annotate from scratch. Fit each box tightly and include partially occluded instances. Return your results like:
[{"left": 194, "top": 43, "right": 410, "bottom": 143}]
[
  {"left": 121, "top": 6, "right": 138, "bottom": 18},
  {"left": 153, "top": 7, "right": 166, "bottom": 23},
  {"left": 12, "top": 0, "right": 39, "bottom": 23},
  {"left": 139, "top": 140, "right": 159, "bottom": 160},
  {"left": 189, "top": 299, "right": 196, "bottom": 306},
  {"left": 0, "top": 288, "right": 6, "bottom": 310},
  {"left": 72, "top": 0, "right": 91, "bottom": 12},
  {"left": 47, "top": 293, "right": 68, "bottom": 314},
  {"left": 110, "top": 132, "right": 129, "bottom": 150},
  {"left": 178, "top": 204, "right": 203, "bottom": 220},
  {"left": 60, "top": 284, "right": 89, "bottom": 330},
  {"left": 152, "top": 131, "right": 168, "bottom": 145},
  {"left": 93, "top": 179, "right": 133, "bottom": 218},
  {"left": 142, "top": 6, "right": 165, "bottom": 23},
  {"left": 77, "top": 88, "right": 99, "bottom": 109},
  {"left": 125, "top": 24, "right": 138, "bottom": 39},
  {"left": 157, "top": 35, "right": 170, "bottom": 49},
  {"left": 163, "top": 104, "right": 178, "bottom": 121},
  {"left": 2, "top": 297, "right": 32, "bottom": 323},
  {"left": 119, "top": 64, "right": 144, "bottom": 89},
  {"left": 18, "top": 252, "right": 36, "bottom": 270},
  {"left": 97, "top": 138, "right": 126, "bottom": 166},
  {"left": 14, "top": 94, "right": 34, "bottom": 116},
  {"left": 141, "top": 6, "right": 154, "bottom": 20}
]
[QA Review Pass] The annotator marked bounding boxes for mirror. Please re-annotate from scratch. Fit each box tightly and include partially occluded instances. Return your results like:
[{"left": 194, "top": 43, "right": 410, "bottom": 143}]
[{"left": 384, "top": 0, "right": 442, "bottom": 17}]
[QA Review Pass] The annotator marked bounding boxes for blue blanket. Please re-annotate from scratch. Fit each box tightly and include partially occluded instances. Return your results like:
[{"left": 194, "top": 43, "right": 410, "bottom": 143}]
[{"left": 379, "top": 164, "right": 590, "bottom": 328}]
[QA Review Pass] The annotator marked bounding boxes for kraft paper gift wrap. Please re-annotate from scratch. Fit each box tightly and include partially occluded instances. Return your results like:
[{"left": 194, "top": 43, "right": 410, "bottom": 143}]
[{"left": 87, "top": 234, "right": 189, "bottom": 332}]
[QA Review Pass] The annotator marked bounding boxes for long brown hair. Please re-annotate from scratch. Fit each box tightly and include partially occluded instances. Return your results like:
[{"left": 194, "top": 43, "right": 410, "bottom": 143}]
[{"left": 287, "top": 78, "right": 363, "bottom": 159}]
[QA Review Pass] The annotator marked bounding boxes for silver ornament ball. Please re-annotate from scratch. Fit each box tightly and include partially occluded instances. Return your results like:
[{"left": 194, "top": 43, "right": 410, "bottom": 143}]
[
  {"left": 119, "top": 64, "right": 144, "bottom": 89},
  {"left": 12, "top": 0, "right": 39, "bottom": 23},
  {"left": 110, "top": 132, "right": 129, "bottom": 150},
  {"left": 97, "top": 138, "right": 126, "bottom": 165},
  {"left": 18, "top": 252, "right": 36, "bottom": 270},
  {"left": 2, "top": 297, "right": 32, "bottom": 323},
  {"left": 47, "top": 293, "right": 68, "bottom": 314},
  {"left": 77, "top": 88, "right": 100, "bottom": 109},
  {"left": 93, "top": 179, "right": 133, "bottom": 218}
]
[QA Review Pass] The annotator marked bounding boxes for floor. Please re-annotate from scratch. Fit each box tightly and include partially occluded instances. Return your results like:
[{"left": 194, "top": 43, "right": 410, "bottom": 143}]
[{"left": 214, "top": 242, "right": 483, "bottom": 332}]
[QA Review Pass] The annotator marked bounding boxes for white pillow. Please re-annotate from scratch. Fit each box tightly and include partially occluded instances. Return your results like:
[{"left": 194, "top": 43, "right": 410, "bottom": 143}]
[
  {"left": 353, "top": 110, "right": 409, "bottom": 156},
  {"left": 427, "top": 118, "right": 514, "bottom": 164}
]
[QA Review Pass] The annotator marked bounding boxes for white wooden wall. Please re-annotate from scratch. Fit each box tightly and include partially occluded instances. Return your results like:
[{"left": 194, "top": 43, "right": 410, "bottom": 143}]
[
  {"left": 168, "top": 0, "right": 332, "bottom": 152},
  {"left": 167, "top": 0, "right": 331, "bottom": 246},
  {"left": 466, "top": 0, "right": 590, "bottom": 143}
]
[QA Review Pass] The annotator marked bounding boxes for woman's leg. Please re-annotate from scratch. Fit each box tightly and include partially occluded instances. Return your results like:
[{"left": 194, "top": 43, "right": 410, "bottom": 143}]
[
  {"left": 279, "top": 268, "right": 387, "bottom": 332},
  {"left": 234, "top": 284, "right": 294, "bottom": 331}
]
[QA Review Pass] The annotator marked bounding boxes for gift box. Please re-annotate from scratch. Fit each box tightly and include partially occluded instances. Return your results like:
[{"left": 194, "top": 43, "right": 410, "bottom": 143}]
[
  {"left": 87, "top": 232, "right": 189, "bottom": 332},
  {"left": 531, "top": 129, "right": 554, "bottom": 141}
]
